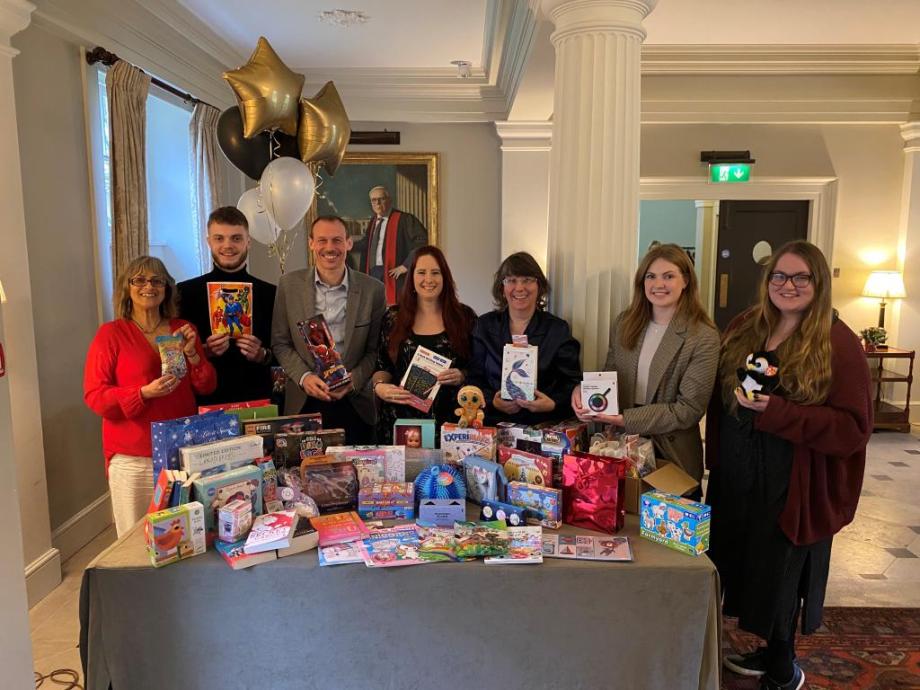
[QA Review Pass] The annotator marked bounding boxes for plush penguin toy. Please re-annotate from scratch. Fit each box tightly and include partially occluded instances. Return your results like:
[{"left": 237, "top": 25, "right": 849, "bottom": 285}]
[{"left": 737, "top": 351, "right": 780, "bottom": 400}]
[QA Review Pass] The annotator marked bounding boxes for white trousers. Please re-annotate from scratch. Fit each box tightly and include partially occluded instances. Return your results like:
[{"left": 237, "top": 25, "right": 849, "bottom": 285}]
[{"left": 108, "top": 453, "right": 153, "bottom": 538}]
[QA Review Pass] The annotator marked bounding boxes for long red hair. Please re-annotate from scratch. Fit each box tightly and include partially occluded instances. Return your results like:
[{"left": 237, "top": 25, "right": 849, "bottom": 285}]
[{"left": 388, "top": 246, "right": 474, "bottom": 362}]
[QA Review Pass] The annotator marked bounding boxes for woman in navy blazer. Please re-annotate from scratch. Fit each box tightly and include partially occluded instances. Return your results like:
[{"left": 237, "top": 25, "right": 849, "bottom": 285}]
[{"left": 467, "top": 252, "right": 582, "bottom": 426}]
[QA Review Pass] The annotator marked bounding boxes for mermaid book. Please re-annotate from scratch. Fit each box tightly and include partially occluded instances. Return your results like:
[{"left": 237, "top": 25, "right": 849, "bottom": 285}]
[{"left": 500, "top": 342, "right": 538, "bottom": 401}]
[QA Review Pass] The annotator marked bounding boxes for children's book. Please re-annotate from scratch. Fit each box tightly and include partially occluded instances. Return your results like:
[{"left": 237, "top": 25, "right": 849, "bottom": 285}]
[
  {"left": 453, "top": 521, "right": 511, "bottom": 560},
  {"left": 297, "top": 315, "right": 351, "bottom": 391},
  {"left": 358, "top": 525, "right": 427, "bottom": 568},
  {"left": 207, "top": 281, "right": 253, "bottom": 338},
  {"left": 541, "top": 534, "right": 633, "bottom": 562},
  {"left": 244, "top": 510, "right": 297, "bottom": 554},
  {"left": 277, "top": 516, "right": 319, "bottom": 557},
  {"left": 215, "top": 538, "right": 277, "bottom": 570},
  {"left": 398, "top": 346, "right": 451, "bottom": 413},
  {"left": 144, "top": 502, "right": 206, "bottom": 568},
  {"left": 309, "top": 511, "right": 371, "bottom": 547},
  {"left": 484, "top": 526, "right": 544, "bottom": 564},
  {"left": 148, "top": 469, "right": 175, "bottom": 514},
  {"left": 416, "top": 523, "right": 463, "bottom": 562},
  {"left": 318, "top": 542, "right": 364, "bottom": 566},
  {"left": 501, "top": 342, "right": 538, "bottom": 401}
]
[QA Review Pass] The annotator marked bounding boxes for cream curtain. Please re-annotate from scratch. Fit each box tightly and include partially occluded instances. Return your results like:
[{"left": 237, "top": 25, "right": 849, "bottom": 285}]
[
  {"left": 106, "top": 61, "right": 151, "bottom": 280},
  {"left": 395, "top": 166, "right": 428, "bottom": 229},
  {"left": 189, "top": 102, "right": 223, "bottom": 272}
]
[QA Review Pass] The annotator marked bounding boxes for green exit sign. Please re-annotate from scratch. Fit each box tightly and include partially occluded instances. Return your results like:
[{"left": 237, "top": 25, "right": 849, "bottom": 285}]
[{"left": 709, "top": 163, "right": 751, "bottom": 183}]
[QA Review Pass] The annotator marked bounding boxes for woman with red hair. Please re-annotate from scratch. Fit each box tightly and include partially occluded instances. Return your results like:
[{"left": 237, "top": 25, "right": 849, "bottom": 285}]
[{"left": 370, "top": 246, "right": 476, "bottom": 443}]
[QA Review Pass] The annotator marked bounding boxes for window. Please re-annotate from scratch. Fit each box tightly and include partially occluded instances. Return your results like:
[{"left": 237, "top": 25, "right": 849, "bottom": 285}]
[{"left": 86, "top": 64, "right": 201, "bottom": 321}]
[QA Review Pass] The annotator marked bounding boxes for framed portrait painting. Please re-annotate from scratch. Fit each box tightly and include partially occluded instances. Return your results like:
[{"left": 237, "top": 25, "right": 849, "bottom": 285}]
[{"left": 309, "top": 152, "right": 440, "bottom": 276}]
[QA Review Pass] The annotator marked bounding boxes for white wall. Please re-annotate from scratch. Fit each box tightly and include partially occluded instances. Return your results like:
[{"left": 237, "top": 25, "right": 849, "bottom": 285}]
[
  {"left": 249, "top": 122, "right": 503, "bottom": 315},
  {"left": 638, "top": 200, "right": 697, "bottom": 254}
]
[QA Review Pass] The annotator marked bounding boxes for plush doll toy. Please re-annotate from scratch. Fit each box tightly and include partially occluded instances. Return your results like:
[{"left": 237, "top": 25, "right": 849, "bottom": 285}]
[
  {"left": 455, "top": 385, "right": 486, "bottom": 428},
  {"left": 737, "top": 351, "right": 780, "bottom": 401}
]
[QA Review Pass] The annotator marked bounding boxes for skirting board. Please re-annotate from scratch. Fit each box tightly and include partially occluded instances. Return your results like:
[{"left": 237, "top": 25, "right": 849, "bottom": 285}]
[
  {"left": 25, "top": 548, "right": 61, "bottom": 609},
  {"left": 52, "top": 492, "right": 113, "bottom": 564}
]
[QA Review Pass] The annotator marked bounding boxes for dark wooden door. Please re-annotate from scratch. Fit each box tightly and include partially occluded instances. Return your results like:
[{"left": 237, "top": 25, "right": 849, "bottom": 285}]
[{"left": 714, "top": 200, "right": 810, "bottom": 331}]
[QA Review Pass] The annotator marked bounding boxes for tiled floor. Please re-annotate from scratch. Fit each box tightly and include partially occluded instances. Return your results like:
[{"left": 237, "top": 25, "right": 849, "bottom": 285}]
[{"left": 27, "top": 431, "right": 920, "bottom": 682}]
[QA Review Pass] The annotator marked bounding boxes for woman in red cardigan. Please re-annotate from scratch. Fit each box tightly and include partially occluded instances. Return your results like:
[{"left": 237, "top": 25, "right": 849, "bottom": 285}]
[
  {"left": 706, "top": 241, "right": 872, "bottom": 690},
  {"left": 84, "top": 255, "right": 216, "bottom": 536}
]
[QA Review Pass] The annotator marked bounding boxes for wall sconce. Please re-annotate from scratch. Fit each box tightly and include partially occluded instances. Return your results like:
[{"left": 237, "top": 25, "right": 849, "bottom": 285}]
[{"left": 862, "top": 270, "right": 906, "bottom": 328}]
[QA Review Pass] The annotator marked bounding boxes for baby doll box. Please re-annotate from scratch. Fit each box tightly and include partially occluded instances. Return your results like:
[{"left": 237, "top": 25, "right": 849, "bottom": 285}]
[
  {"left": 624, "top": 461, "right": 698, "bottom": 515},
  {"left": 639, "top": 491, "right": 711, "bottom": 557}
]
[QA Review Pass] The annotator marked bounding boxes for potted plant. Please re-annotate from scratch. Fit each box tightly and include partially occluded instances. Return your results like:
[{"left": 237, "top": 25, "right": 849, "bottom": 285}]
[{"left": 860, "top": 326, "right": 888, "bottom": 352}]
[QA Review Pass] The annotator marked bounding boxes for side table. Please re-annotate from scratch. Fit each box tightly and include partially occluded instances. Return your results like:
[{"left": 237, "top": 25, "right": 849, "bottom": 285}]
[{"left": 865, "top": 346, "right": 914, "bottom": 432}]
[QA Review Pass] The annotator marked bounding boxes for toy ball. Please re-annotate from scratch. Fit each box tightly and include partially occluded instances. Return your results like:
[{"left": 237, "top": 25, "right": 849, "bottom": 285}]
[{"left": 414, "top": 464, "right": 466, "bottom": 502}]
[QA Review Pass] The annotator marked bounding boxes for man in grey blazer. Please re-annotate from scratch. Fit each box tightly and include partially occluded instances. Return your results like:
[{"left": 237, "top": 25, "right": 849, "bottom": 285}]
[{"left": 272, "top": 215, "right": 387, "bottom": 444}]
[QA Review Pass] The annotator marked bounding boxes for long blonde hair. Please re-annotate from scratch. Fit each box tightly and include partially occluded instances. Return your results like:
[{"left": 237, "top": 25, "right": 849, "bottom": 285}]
[
  {"left": 620, "top": 243, "right": 714, "bottom": 350},
  {"left": 719, "top": 240, "right": 833, "bottom": 407}
]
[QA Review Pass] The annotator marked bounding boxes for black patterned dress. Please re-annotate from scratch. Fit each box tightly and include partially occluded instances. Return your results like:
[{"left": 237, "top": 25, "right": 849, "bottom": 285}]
[{"left": 375, "top": 305, "right": 476, "bottom": 444}]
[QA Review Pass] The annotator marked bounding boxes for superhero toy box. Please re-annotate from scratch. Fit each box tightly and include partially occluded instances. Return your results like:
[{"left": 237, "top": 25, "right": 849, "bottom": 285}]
[
  {"left": 358, "top": 482, "right": 415, "bottom": 520},
  {"left": 639, "top": 491, "right": 711, "bottom": 557},
  {"left": 145, "top": 502, "right": 206, "bottom": 568},
  {"left": 297, "top": 315, "right": 351, "bottom": 391}
]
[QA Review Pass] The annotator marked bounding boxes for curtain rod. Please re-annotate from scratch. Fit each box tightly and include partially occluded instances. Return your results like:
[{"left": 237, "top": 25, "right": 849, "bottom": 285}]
[{"left": 85, "top": 46, "right": 218, "bottom": 110}]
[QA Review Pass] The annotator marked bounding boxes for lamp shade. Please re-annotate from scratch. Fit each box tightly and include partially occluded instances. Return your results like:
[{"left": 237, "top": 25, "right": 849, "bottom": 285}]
[{"left": 863, "top": 271, "right": 906, "bottom": 299}]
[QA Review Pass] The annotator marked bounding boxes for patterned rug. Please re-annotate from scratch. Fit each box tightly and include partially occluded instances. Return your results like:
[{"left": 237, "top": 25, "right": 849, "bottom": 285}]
[{"left": 722, "top": 608, "right": 920, "bottom": 689}]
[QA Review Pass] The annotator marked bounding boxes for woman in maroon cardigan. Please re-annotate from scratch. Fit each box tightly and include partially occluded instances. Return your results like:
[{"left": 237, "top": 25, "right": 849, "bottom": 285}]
[{"left": 706, "top": 241, "right": 872, "bottom": 690}]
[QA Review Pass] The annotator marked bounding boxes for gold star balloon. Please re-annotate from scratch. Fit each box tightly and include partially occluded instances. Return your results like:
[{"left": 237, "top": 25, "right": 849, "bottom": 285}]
[
  {"left": 223, "top": 37, "right": 304, "bottom": 138},
  {"left": 297, "top": 81, "right": 351, "bottom": 175}
]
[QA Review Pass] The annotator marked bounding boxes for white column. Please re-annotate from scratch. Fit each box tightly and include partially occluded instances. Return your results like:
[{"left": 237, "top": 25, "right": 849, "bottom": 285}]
[
  {"left": 694, "top": 200, "right": 718, "bottom": 315},
  {"left": 896, "top": 122, "right": 920, "bottom": 421},
  {"left": 0, "top": 0, "right": 61, "bottom": 610},
  {"left": 0, "top": 1, "right": 41, "bottom": 683},
  {"left": 495, "top": 120, "right": 553, "bottom": 271},
  {"left": 542, "top": 0, "right": 657, "bottom": 370}
]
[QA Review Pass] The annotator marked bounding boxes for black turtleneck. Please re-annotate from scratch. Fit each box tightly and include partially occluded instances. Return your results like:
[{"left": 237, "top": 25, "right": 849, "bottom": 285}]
[{"left": 177, "top": 265, "right": 277, "bottom": 406}]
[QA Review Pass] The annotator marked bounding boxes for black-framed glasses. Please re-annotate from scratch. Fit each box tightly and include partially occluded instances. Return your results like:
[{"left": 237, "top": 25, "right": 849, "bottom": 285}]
[
  {"left": 129, "top": 276, "right": 167, "bottom": 288},
  {"left": 769, "top": 272, "right": 812, "bottom": 288}
]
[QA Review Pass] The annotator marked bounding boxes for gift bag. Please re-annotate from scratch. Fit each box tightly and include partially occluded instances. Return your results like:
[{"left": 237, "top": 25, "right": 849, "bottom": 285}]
[
  {"left": 562, "top": 451, "right": 627, "bottom": 534},
  {"left": 151, "top": 411, "right": 240, "bottom": 485}
]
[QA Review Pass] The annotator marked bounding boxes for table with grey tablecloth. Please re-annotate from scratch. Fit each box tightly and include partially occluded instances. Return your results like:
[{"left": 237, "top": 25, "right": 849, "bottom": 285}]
[{"left": 79, "top": 509, "right": 721, "bottom": 690}]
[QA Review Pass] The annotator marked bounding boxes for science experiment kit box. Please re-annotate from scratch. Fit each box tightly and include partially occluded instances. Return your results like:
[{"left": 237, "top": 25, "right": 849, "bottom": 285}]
[{"left": 639, "top": 491, "right": 710, "bottom": 556}]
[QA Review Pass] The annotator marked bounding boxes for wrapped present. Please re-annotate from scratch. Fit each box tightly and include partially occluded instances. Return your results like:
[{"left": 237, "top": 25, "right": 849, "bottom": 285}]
[
  {"left": 151, "top": 411, "right": 240, "bottom": 485},
  {"left": 561, "top": 451, "right": 627, "bottom": 534}
]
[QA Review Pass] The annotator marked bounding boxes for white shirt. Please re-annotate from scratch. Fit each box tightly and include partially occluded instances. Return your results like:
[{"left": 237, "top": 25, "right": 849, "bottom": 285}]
[
  {"left": 634, "top": 321, "right": 669, "bottom": 404},
  {"left": 372, "top": 215, "right": 389, "bottom": 267}
]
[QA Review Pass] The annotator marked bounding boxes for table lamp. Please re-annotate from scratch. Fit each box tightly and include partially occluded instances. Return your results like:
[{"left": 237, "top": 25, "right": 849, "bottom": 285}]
[{"left": 862, "top": 270, "right": 906, "bottom": 328}]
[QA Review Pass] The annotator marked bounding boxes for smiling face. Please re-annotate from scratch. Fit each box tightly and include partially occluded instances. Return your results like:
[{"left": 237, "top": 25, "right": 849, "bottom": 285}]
[
  {"left": 502, "top": 275, "right": 539, "bottom": 316},
  {"left": 413, "top": 253, "right": 443, "bottom": 301},
  {"left": 643, "top": 258, "right": 688, "bottom": 312},
  {"left": 309, "top": 218, "right": 353, "bottom": 275},
  {"left": 768, "top": 251, "right": 815, "bottom": 316},
  {"left": 369, "top": 187, "right": 392, "bottom": 218},
  {"left": 207, "top": 221, "right": 250, "bottom": 271},
  {"left": 129, "top": 272, "right": 167, "bottom": 312}
]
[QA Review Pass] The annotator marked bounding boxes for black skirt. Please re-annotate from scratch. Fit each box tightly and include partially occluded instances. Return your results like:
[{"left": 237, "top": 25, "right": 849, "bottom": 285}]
[{"left": 707, "top": 407, "right": 832, "bottom": 640}]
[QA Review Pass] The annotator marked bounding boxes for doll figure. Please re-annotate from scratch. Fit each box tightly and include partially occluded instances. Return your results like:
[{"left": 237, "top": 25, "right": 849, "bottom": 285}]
[
  {"left": 737, "top": 350, "right": 780, "bottom": 401},
  {"left": 455, "top": 385, "right": 486, "bottom": 428}
]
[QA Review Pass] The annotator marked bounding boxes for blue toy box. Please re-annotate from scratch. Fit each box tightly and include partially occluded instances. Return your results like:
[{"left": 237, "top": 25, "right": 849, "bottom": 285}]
[{"left": 639, "top": 491, "right": 710, "bottom": 556}]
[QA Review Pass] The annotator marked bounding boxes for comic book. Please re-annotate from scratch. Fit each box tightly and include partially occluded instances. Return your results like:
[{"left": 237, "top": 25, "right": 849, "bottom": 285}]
[
  {"left": 207, "top": 282, "right": 253, "bottom": 338},
  {"left": 358, "top": 525, "right": 427, "bottom": 568},
  {"left": 541, "top": 534, "right": 633, "bottom": 562},
  {"left": 318, "top": 542, "right": 364, "bottom": 566},
  {"left": 398, "top": 346, "right": 451, "bottom": 413},
  {"left": 297, "top": 315, "right": 351, "bottom": 391}
]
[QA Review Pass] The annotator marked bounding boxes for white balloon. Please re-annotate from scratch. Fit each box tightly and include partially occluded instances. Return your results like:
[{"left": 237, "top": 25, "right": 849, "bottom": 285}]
[
  {"left": 237, "top": 188, "right": 277, "bottom": 245},
  {"left": 259, "top": 157, "right": 316, "bottom": 232}
]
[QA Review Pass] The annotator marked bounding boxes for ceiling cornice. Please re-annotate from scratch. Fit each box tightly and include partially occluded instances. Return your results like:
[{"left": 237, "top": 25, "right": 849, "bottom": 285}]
[
  {"left": 641, "top": 44, "right": 920, "bottom": 75},
  {"left": 140, "top": 0, "right": 245, "bottom": 67}
]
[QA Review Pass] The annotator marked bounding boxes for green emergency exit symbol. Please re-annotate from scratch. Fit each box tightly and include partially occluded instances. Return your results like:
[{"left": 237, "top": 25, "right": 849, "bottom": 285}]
[{"left": 710, "top": 163, "right": 751, "bottom": 183}]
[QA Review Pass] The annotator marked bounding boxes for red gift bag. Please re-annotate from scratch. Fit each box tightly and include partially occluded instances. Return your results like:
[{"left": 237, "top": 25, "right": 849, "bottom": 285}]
[{"left": 562, "top": 451, "right": 627, "bottom": 534}]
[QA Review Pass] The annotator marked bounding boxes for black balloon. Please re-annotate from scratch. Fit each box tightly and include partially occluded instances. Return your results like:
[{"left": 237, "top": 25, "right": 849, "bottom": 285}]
[{"left": 216, "top": 106, "right": 300, "bottom": 180}]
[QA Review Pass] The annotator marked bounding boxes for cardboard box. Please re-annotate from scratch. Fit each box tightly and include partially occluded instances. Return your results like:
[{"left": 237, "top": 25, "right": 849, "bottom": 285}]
[
  {"left": 358, "top": 482, "right": 414, "bottom": 520},
  {"left": 639, "top": 491, "right": 711, "bottom": 556},
  {"left": 418, "top": 498, "right": 466, "bottom": 527},
  {"left": 179, "top": 434, "right": 263, "bottom": 477},
  {"left": 145, "top": 502, "right": 206, "bottom": 567},
  {"left": 624, "top": 461, "right": 699, "bottom": 515}
]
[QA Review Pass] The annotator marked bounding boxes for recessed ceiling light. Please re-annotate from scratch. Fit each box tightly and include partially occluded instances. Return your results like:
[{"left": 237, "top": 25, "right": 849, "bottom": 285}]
[
  {"left": 317, "top": 9, "right": 370, "bottom": 28},
  {"left": 451, "top": 60, "right": 472, "bottom": 78}
]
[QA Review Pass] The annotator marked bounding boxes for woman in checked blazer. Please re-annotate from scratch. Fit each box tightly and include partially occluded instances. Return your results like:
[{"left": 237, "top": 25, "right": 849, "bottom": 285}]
[{"left": 572, "top": 244, "right": 720, "bottom": 487}]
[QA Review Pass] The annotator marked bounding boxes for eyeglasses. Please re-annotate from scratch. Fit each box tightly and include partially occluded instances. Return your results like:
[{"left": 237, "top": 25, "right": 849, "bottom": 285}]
[
  {"left": 769, "top": 272, "right": 812, "bottom": 288},
  {"left": 129, "top": 276, "right": 167, "bottom": 288},
  {"left": 502, "top": 276, "right": 538, "bottom": 287},
  {"left": 370, "top": 196, "right": 388, "bottom": 204}
]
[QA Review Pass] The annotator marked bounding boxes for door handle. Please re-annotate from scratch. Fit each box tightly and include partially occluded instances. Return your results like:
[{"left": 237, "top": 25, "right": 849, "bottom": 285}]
[{"left": 719, "top": 274, "right": 729, "bottom": 308}]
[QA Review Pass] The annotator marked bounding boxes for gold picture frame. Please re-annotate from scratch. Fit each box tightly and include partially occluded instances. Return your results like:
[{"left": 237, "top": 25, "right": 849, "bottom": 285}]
[{"left": 308, "top": 152, "right": 440, "bottom": 267}]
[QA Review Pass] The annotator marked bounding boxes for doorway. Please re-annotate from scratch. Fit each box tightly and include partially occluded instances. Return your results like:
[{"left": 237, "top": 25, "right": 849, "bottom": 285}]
[{"left": 713, "top": 200, "right": 809, "bottom": 330}]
